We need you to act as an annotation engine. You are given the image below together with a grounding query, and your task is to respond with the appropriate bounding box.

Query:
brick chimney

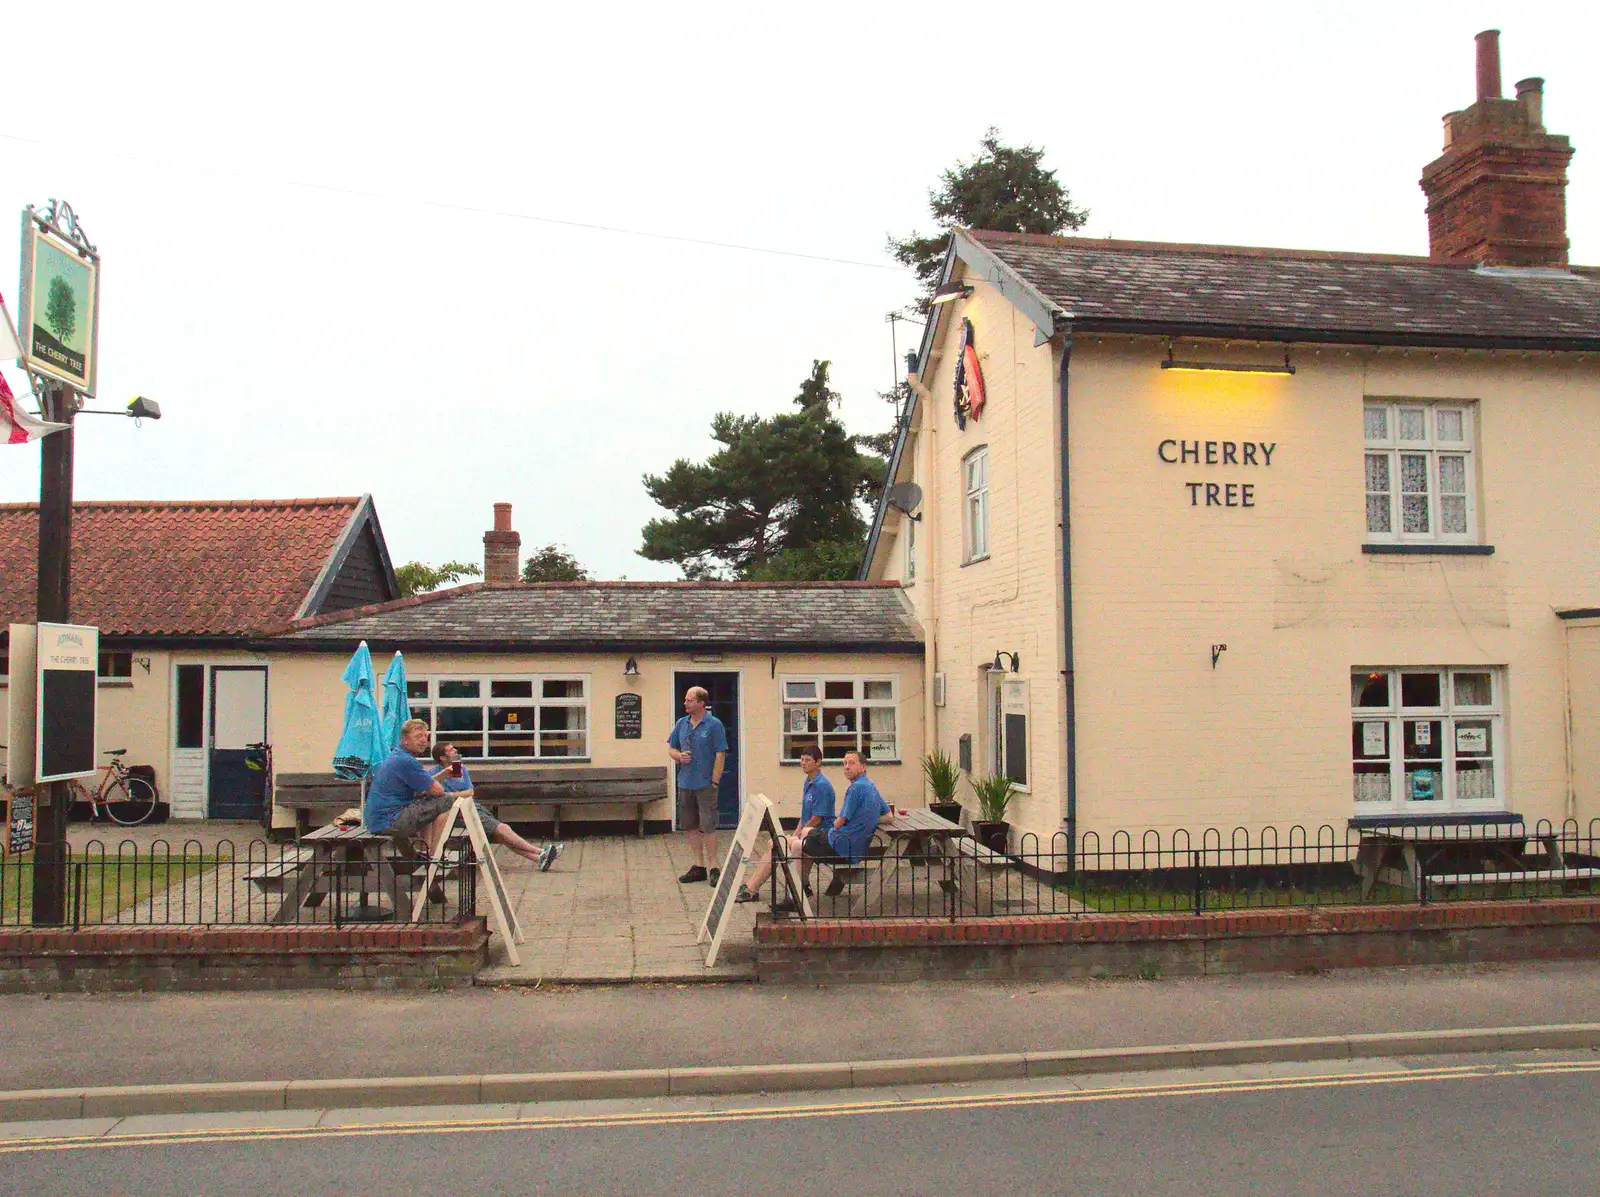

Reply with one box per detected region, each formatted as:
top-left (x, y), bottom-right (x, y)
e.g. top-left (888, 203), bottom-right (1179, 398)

top-left (1420, 30), bottom-right (1575, 268)
top-left (482, 502), bottom-right (521, 585)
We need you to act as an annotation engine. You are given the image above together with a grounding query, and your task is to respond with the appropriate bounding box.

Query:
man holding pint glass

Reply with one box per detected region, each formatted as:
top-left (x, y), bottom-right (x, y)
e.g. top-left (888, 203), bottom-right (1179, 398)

top-left (667, 686), bottom-right (728, 884)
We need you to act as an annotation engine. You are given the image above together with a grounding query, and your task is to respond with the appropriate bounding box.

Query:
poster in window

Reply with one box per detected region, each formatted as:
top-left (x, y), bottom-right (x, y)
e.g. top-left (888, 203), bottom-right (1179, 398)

top-left (788, 707), bottom-right (810, 734)
top-left (1361, 721), bottom-right (1386, 756)
top-left (1456, 726), bottom-right (1487, 754)
top-left (1414, 722), bottom-right (1431, 747)
top-left (1408, 768), bottom-right (1438, 802)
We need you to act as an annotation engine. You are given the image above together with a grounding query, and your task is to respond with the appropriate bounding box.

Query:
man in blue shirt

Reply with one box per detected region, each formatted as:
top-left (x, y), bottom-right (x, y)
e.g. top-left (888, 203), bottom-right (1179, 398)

top-left (365, 720), bottom-right (448, 837)
top-left (667, 686), bottom-right (729, 884)
top-left (431, 743), bottom-right (562, 872)
top-left (822, 751), bottom-right (890, 896)
top-left (736, 744), bottom-right (833, 904)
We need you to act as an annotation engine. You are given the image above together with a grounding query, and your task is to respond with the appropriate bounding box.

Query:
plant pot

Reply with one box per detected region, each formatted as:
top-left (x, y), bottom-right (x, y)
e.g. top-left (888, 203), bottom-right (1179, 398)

top-left (973, 820), bottom-right (1009, 854)
top-left (929, 801), bottom-right (964, 827)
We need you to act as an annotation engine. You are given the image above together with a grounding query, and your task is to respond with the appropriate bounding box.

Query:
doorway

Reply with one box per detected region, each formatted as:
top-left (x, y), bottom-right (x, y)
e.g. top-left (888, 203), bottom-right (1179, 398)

top-left (673, 671), bottom-right (741, 829)
top-left (209, 666), bottom-right (267, 820)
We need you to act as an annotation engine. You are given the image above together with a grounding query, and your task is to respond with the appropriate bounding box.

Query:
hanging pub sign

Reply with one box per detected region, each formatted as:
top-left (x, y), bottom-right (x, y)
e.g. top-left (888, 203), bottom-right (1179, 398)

top-left (952, 318), bottom-right (985, 429)
top-left (18, 202), bottom-right (100, 395)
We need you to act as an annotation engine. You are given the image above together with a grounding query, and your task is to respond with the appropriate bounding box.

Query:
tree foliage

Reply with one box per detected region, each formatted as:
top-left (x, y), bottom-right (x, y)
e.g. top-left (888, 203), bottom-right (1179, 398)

top-left (45, 277), bottom-right (76, 343)
top-left (522, 544), bottom-right (591, 582)
top-left (639, 361), bottom-right (887, 579)
top-left (394, 559), bottom-right (480, 597)
top-left (889, 127), bottom-right (1089, 306)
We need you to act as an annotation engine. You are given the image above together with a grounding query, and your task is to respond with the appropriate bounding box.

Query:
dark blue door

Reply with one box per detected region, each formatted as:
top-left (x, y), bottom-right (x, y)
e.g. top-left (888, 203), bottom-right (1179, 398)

top-left (675, 672), bottom-right (740, 829)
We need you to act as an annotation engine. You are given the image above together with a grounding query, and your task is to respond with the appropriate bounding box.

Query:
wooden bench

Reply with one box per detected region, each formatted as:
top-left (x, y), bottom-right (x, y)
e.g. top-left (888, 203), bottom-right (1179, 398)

top-left (274, 766), bottom-right (670, 837)
top-left (244, 848), bottom-right (315, 893)
top-left (955, 837), bottom-right (1011, 874)
top-left (1428, 867), bottom-right (1600, 888)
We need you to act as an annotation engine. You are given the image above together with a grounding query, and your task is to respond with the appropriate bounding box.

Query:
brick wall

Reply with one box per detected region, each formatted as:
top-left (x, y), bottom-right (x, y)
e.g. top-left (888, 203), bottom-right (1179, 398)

top-left (0, 921), bottom-right (489, 993)
top-left (754, 900), bottom-right (1600, 983)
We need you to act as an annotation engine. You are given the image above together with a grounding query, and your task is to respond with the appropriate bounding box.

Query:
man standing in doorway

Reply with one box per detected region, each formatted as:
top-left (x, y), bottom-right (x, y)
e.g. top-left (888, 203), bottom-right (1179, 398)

top-left (668, 685), bottom-right (728, 884)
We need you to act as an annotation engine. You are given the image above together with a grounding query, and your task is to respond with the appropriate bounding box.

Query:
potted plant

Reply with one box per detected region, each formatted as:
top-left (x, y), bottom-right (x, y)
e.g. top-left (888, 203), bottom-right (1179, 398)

top-left (970, 773), bottom-right (1015, 854)
top-left (922, 750), bottom-right (964, 826)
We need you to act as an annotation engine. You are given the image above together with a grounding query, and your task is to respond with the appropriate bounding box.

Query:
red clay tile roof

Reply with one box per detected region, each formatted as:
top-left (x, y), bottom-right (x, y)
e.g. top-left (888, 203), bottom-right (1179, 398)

top-left (0, 498), bottom-right (365, 637)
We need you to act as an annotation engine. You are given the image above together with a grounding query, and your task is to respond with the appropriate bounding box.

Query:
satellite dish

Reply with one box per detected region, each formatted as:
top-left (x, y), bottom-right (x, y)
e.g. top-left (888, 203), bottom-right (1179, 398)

top-left (886, 481), bottom-right (923, 516)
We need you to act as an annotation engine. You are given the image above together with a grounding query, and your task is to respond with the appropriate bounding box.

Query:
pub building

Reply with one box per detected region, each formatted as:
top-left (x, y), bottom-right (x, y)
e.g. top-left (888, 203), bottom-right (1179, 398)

top-left (862, 31), bottom-right (1600, 850)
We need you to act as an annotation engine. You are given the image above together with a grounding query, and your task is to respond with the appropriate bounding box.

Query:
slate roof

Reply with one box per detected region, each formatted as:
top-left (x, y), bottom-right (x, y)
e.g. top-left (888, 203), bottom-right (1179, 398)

top-left (966, 229), bottom-right (1600, 349)
top-left (268, 582), bottom-right (924, 653)
top-left (0, 498), bottom-right (369, 638)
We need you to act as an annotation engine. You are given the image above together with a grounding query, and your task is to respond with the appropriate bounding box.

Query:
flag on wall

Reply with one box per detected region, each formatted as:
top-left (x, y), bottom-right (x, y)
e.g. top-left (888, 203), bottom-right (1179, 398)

top-left (0, 290), bottom-right (68, 444)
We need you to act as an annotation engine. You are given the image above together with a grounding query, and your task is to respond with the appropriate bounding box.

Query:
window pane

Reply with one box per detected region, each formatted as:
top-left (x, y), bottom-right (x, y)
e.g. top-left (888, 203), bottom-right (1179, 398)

top-left (1440, 496), bottom-right (1467, 535)
top-left (1365, 453), bottom-right (1390, 494)
top-left (784, 681), bottom-right (818, 701)
top-left (1366, 497), bottom-right (1392, 534)
top-left (1398, 408), bottom-right (1427, 440)
top-left (435, 707), bottom-right (484, 732)
top-left (1400, 672), bottom-right (1442, 708)
top-left (490, 705), bottom-right (535, 732)
top-left (1354, 764), bottom-right (1392, 803)
top-left (1438, 455), bottom-right (1466, 495)
top-left (822, 707), bottom-right (857, 732)
top-left (406, 680), bottom-right (429, 701)
top-left (543, 679), bottom-right (585, 699)
top-left (1402, 495), bottom-right (1429, 534)
top-left (438, 679), bottom-right (480, 699)
top-left (783, 734), bottom-right (820, 760)
top-left (862, 706), bottom-right (895, 736)
top-left (1436, 408), bottom-right (1464, 442)
top-left (1453, 672), bottom-right (1492, 707)
top-left (1352, 672), bottom-right (1390, 708)
top-left (863, 681), bottom-right (894, 701)
top-left (1364, 406), bottom-right (1388, 441)
top-left (176, 665), bottom-right (205, 749)
top-left (823, 681), bottom-right (855, 700)
top-left (1365, 453), bottom-right (1391, 533)
top-left (491, 680), bottom-right (533, 698)
top-left (784, 704), bottom-right (818, 733)
top-left (1400, 454), bottom-right (1428, 493)
top-left (1352, 719), bottom-right (1389, 758)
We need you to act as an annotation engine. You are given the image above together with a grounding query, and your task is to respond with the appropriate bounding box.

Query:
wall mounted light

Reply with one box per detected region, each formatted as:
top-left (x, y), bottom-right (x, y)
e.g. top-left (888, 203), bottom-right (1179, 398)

top-left (1212, 643), bottom-right (1229, 669)
top-left (930, 281), bottom-right (974, 306)
top-left (132, 656), bottom-right (152, 674)
top-left (991, 650), bottom-right (1021, 673)
top-left (77, 395), bottom-right (163, 419)
top-left (623, 656), bottom-right (640, 678)
top-left (1161, 346), bottom-right (1295, 376)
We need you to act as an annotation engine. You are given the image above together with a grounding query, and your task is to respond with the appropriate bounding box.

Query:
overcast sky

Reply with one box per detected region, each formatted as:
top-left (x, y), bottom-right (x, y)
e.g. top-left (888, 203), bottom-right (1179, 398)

top-left (2, 1), bottom-right (1595, 580)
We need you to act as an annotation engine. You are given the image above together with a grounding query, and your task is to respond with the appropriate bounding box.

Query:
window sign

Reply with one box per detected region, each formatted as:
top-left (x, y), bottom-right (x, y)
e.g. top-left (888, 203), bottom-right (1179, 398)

top-left (1361, 721), bottom-right (1386, 756)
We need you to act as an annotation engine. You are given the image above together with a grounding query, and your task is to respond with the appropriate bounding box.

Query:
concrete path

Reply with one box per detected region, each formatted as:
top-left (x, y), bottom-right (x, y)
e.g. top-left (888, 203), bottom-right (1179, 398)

top-left (484, 835), bottom-right (757, 982)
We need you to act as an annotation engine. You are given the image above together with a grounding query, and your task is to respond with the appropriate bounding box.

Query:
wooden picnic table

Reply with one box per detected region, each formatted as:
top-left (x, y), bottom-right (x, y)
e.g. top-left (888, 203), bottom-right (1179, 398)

top-left (268, 823), bottom-right (417, 923)
top-left (1351, 818), bottom-right (1568, 897)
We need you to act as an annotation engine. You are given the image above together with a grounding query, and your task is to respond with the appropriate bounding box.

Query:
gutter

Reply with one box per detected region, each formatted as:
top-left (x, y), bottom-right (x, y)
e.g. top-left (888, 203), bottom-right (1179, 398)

top-left (251, 638), bottom-right (927, 656)
top-left (1067, 317), bottom-right (1600, 354)
top-left (1058, 334), bottom-right (1078, 873)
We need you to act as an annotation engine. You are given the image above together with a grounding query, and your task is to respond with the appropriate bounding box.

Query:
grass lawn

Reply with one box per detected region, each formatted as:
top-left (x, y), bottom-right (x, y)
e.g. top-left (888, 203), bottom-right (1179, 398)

top-left (1, 853), bottom-right (223, 925)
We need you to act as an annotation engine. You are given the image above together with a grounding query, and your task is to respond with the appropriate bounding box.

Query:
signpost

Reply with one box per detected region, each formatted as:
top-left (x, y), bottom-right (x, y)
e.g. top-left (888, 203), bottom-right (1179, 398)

top-left (34, 622), bottom-right (98, 782)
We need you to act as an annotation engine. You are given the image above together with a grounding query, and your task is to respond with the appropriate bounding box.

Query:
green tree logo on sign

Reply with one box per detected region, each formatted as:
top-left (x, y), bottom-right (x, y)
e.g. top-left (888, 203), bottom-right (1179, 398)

top-left (45, 276), bottom-right (76, 344)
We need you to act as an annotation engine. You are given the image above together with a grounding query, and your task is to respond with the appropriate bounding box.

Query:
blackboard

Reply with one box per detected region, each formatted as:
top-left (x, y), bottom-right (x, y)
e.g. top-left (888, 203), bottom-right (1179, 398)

top-left (614, 693), bottom-right (642, 739)
top-left (698, 794), bottom-right (806, 966)
top-left (40, 669), bottom-right (95, 780)
top-left (4, 790), bottom-right (35, 857)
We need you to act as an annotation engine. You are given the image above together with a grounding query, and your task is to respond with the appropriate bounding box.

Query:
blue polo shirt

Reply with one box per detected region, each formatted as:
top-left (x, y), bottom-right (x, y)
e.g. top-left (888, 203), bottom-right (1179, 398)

top-left (667, 712), bottom-right (728, 791)
top-left (442, 766), bottom-right (473, 794)
top-left (365, 748), bottom-right (439, 833)
top-left (828, 775), bottom-right (888, 861)
top-left (799, 771), bottom-right (836, 826)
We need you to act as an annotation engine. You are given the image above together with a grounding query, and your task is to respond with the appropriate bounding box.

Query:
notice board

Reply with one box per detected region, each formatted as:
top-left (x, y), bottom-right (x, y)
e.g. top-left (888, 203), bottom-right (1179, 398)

top-left (614, 693), bottom-right (642, 739)
top-left (35, 622), bottom-right (98, 782)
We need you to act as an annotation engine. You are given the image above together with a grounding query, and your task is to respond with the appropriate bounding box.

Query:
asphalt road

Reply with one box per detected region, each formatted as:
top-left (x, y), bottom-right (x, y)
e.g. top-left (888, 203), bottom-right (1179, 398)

top-left (3, 1052), bottom-right (1596, 1195)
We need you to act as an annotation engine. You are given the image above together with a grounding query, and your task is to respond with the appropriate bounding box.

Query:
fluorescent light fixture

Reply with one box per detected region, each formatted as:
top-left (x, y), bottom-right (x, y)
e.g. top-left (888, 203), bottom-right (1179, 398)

top-left (1162, 347), bottom-right (1295, 375)
top-left (929, 282), bottom-right (974, 306)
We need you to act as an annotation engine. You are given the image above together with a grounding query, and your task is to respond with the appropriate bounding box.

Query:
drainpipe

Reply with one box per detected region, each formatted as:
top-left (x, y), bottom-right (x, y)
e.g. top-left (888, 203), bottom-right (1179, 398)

top-left (1058, 335), bottom-right (1078, 874)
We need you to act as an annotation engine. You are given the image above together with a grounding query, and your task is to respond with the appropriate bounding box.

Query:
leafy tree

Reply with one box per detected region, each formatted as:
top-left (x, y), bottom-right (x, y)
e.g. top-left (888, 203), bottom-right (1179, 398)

top-left (45, 277), bottom-right (76, 343)
top-left (394, 559), bottom-right (480, 597)
top-left (522, 544), bottom-right (591, 582)
top-left (639, 361), bottom-right (886, 579)
top-left (889, 127), bottom-right (1089, 307)
top-left (743, 539), bottom-right (865, 582)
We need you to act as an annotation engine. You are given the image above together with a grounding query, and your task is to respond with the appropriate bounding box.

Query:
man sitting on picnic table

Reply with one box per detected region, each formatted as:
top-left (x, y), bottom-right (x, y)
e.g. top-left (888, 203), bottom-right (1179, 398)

top-left (432, 743), bottom-right (563, 871)
top-left (735, 743), bottom-right (833, 904)
top-left (774, 750), bottom-right (889, 910)
top-left (365, 720), bottom-right (561, 872)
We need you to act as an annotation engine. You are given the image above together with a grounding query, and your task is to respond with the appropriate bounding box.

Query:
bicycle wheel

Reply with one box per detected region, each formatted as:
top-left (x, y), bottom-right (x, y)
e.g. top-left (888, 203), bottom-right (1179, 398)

top-left (105, 776), bottom-right (158, 826)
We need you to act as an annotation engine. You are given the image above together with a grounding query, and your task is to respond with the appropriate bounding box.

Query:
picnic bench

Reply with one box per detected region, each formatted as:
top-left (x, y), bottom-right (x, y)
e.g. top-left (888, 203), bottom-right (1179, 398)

top-left (1349, 814), bottom-right (1590, 896)
top-left (274, 766), bottom-right (670, 837)
top-left (248, 823), bottom-right (457, 922)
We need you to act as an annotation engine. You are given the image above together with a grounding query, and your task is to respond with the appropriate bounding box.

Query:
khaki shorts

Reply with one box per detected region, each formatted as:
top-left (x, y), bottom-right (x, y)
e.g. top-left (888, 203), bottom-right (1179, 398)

top-left (677, 785), bottom-right (719, 833)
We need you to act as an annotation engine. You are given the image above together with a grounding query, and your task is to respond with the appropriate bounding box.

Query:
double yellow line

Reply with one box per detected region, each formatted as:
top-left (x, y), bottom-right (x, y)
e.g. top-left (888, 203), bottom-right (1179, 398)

top-left (6, 1058), bottom-right (1598, 1155)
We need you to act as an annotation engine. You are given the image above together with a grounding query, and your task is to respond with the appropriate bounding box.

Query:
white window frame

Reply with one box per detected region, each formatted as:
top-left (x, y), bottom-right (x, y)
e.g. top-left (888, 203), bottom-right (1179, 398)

top-left (903, 513), bottom-right (916, 583)
top-left (963, 446), bottom-right (989, 562)
top-left (987, 673), bottom-right (1030, 791)
top-left (407, 674), bottom-right (591, 762)
top-left (1351, 667), bottom-right (1504, 814)
top-left (779, 675), bottom-right (899, 763)
top-left (1363, 400), bottom-right (1477, 544)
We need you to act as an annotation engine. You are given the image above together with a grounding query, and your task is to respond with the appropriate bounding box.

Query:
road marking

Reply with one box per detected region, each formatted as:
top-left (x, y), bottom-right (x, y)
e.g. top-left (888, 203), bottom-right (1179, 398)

top-left (5, 1058), bottom-right (1598, 1155)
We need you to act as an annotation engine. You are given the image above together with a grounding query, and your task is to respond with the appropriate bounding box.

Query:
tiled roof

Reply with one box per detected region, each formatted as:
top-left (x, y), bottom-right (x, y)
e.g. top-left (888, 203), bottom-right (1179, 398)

top-left (0, 498), bottom-right (365, 637)
top-left (966, 230), bottom-right (1600, 348)
top-left (269, 582), bottom-right (924, 652)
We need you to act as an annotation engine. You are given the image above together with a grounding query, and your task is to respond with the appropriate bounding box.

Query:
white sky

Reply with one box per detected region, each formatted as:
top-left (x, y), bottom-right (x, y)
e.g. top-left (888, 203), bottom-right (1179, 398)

top-left (2, 1), bottom-right (1595, 580)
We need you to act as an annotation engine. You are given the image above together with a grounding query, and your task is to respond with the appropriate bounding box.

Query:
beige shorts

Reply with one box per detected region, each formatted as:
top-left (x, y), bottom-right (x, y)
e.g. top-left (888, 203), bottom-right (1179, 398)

top-left (677, 785), bottom-right (719, 832)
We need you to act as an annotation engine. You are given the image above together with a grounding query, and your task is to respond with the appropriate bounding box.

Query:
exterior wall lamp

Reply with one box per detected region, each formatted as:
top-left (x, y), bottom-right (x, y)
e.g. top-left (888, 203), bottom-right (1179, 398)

top-left (77, 395), bottom-right (162, 420)
top-left (930, 282), bottom-right (974, 306)
top-left (991, 650), bottom-right (1020, 673)
top-left (1212, 643), bottom-right (1228, 669)
top-left (623, 656), bottom-right (640, 678)
top-left (1161, 345), bottom-right (1295, 376)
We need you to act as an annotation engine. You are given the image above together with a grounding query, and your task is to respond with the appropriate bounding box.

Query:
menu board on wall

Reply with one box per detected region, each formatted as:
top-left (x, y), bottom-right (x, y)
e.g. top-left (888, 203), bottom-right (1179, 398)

top-left (614, 693), bottom-right (643, 739)
top-left (3, 790), bottom-right (35, 858)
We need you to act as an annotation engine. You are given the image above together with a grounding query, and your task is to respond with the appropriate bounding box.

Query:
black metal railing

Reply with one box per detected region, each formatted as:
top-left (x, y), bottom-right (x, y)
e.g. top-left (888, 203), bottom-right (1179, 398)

top-left (763, 819), bottom-right (1600, 920)
top-left (0, 838), bottom-right (478, 929)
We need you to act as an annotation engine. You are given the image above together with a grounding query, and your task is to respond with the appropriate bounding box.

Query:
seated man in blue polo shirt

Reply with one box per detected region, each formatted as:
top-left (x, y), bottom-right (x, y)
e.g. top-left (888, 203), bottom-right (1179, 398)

top-left (736, 743), bottom-right (833, 904)
top-left (780, 750), bottom-right (889, 903)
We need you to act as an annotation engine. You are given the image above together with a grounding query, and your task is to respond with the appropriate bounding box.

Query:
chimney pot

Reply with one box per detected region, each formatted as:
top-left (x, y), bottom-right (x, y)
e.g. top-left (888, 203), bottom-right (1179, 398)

top-left (1475, 29), bottom-right (1502, 100)
top-left (1516, 77), bottom-right (1544, 129)
top-left (493, 502), bottom-right (513, 532)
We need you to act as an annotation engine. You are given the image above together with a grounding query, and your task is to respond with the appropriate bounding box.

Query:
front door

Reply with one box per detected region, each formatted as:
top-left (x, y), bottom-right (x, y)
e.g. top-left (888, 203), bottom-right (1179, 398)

top-left (674, 671), bottom-right (740, 829)
top-left (209, 667), bottom-right (267, 820)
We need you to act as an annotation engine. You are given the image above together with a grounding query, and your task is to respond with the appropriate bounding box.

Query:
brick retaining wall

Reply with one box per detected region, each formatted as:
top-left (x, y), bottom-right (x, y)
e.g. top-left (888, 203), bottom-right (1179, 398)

top-left (0, 921), bottom-right (490, 992)
top-left (754, 900), bottom-right (1600, 982)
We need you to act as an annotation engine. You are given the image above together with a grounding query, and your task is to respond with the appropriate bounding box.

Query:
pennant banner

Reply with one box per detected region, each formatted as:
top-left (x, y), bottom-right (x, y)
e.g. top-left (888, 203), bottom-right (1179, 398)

top-left (0, 373), bottom-right (67, 444)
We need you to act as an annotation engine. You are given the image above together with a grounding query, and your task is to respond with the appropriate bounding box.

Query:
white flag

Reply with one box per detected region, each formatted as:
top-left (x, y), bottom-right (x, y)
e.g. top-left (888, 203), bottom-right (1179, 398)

top-left (1, 372), bottom-right (67, 444)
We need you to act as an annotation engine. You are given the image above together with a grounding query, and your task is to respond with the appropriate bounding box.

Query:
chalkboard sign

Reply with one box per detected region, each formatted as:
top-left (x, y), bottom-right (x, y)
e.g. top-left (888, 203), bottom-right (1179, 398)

top-left (4, 790), bottom-right (35, 858)
top-left (615, 693), bottom-right (643, 740)
top-left (697, 794), bottom-right (806, 966)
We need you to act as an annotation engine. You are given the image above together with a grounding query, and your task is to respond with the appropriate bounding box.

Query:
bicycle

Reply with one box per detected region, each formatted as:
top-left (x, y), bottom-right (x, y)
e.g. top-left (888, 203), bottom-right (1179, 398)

top-left (66, 750), bottom-right (160, 826)
top-left (245, 741), bottom-right (274, 832)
